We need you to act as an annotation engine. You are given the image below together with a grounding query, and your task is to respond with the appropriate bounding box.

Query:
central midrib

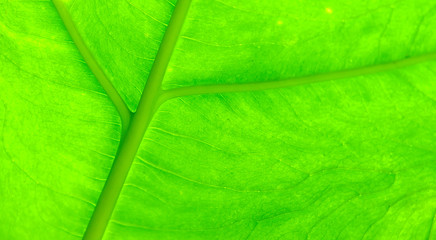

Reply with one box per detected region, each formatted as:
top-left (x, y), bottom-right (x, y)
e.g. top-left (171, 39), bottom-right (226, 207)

top-left (53, 0), bottom-right (194, 239)
top-left (51, 0), bottom-right (436, 238)
top-left (83, 0), bottom-right (193, 239)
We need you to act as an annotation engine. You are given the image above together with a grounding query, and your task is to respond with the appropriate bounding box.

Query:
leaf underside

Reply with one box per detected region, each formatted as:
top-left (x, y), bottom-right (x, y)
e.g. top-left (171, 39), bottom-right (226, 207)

top-left (1, 0), bottom-right (436, 240)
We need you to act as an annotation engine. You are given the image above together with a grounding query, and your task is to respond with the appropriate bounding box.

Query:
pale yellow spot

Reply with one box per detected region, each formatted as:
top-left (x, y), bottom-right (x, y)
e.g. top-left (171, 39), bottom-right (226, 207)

top-left (277, 20), bottom-right (283, 25)
top-left (167, 68), bottom-right (174, 72)
top-left (326, 8), bottom-right (333, 14)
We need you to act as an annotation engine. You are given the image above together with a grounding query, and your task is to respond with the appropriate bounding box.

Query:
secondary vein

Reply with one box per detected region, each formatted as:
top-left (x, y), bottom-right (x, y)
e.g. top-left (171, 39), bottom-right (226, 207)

top-left (159, 51), bottom-right (436, 102)
top-left (52, 0), bottom-right (132, 135)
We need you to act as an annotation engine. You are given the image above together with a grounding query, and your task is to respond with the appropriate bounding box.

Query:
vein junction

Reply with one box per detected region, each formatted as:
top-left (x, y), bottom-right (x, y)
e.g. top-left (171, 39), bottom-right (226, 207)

top-left (52, 0), bottom-right (436, 238)
top-left (54, 0), bottom-right (193, 239)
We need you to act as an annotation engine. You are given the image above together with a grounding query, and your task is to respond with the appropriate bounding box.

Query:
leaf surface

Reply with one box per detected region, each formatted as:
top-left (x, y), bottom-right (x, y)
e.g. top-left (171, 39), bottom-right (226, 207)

top-left (1, 0), bottom-right (436, 239)
top-left (0, 1), bottom-right (121, 238)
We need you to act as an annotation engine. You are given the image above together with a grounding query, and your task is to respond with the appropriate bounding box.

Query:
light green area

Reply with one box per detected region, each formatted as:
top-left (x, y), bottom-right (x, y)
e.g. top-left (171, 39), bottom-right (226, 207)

top-left (1, 0), bottom-right (436, 239)
top-left (60, 0), bottom-right (176, 111)
top-left (0, 0), bottom-right (121, 239)
top-left (163, 0), bottom-right (436, 89)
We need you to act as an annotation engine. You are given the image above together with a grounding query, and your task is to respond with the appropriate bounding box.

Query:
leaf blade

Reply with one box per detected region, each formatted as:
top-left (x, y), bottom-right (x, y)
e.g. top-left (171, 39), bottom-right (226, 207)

top-left (0, 1), bottom-right (121, 238)
top-left (107, 62), bottom-right (436, 239)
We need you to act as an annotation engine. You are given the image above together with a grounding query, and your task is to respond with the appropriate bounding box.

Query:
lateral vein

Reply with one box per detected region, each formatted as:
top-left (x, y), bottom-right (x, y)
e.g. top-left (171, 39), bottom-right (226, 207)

top-left (159, 51), bottom-right (436, 102)
top-left (52, 0), bottom-right (132, 135)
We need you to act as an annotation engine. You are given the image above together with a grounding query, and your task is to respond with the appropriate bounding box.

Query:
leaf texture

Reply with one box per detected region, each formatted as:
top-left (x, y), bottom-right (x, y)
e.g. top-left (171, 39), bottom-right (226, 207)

top-left (1, 0), bottom-right (436, 239)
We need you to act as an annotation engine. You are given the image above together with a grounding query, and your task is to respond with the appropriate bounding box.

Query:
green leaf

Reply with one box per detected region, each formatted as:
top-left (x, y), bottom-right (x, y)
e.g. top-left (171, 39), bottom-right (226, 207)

top-left (1, 0), bottom-right (436, 239)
